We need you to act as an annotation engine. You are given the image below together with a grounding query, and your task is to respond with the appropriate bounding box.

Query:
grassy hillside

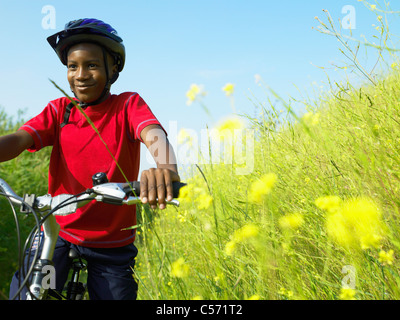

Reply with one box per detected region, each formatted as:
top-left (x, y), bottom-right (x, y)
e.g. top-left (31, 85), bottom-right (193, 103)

top-left (134, 68), bottom-right (400, 300)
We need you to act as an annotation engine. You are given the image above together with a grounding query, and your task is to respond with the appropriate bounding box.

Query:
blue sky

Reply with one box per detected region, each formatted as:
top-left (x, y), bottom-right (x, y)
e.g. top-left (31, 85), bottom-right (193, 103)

top-left (0, 0), bottom-right (399, 170)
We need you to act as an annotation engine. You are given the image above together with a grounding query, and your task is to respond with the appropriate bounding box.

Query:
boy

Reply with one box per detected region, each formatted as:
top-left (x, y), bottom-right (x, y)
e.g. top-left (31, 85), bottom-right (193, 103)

top-left (2, 18), bottom-right (180, 299)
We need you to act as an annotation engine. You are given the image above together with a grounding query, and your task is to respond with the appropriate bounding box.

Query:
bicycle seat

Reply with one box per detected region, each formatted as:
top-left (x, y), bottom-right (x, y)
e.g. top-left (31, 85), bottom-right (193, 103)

top-left (68, 248), bottom-right (80, 260)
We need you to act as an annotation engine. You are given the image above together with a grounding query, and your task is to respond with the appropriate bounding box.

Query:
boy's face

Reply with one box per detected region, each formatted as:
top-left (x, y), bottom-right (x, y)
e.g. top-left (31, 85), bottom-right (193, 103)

top-left (67, 42), bottom-right (117, 103)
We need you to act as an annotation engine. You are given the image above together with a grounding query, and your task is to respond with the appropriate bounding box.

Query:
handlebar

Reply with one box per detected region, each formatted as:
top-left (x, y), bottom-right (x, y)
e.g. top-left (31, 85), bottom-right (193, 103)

top-left (0, 178), bottom-right (24, 206)
top-left (0, 172), bottom-right (186, 215)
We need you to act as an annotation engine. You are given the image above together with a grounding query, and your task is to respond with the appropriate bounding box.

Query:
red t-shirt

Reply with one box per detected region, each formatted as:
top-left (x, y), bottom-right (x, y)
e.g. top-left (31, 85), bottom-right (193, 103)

top-left (19, 92), bottom-right (163, 248)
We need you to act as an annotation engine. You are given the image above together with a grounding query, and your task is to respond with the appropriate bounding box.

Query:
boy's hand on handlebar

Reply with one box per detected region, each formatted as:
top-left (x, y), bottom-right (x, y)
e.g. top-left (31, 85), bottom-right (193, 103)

top-left (140, 168), bottom-right (181, 210)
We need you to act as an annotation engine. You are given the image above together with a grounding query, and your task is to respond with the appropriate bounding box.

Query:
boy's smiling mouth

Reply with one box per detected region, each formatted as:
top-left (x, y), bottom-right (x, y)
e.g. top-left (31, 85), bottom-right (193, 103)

top-left (75, 84), bottom-right (95, 91)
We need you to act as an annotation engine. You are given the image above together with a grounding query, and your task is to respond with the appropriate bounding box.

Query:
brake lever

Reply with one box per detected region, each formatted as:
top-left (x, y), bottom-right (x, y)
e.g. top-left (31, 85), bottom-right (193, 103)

top-left (92, 183), bottom-right (127, 205)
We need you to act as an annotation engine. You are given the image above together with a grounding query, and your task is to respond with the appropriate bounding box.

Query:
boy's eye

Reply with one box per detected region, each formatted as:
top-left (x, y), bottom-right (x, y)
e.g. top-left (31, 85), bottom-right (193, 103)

top-left (68, 64), bottom-right (77, 69)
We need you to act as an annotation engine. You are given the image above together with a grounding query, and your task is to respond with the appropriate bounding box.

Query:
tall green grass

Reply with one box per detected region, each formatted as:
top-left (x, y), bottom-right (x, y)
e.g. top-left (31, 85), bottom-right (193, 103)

top-left (134, 66), bottom-right (400, 300)
top-left (134, 4), bottom-right (400, 300)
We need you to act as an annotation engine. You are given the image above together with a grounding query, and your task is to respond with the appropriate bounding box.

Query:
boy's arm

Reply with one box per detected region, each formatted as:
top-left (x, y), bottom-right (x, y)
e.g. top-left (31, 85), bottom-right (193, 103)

top-left (140, 124), bottom-right (180, 210)
top-left (0, 130), bottom-right (34, 162)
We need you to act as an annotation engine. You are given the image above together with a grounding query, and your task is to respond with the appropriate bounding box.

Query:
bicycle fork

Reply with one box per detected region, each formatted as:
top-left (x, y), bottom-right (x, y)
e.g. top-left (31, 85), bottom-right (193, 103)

top-left (65, 249), bottom-right (87, 300)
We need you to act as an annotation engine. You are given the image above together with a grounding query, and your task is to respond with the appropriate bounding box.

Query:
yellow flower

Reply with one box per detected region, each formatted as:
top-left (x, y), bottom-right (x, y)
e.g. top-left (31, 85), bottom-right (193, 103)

top-left (222, 83), bottom-right (235, 96)
top-left (225, 224), bottom-right (259, 255)
top-left (186, 84), bottom-right (205, 105)
top-left (179, 181), bottom-right (213, 211)
top-left (224, 240), bottom-right (237, 256)
top-left (370, 4), bottom-right (376, 10)
top-left (232, 224), bottom-right (259, 242)
top-left (177, 212), bottom-right (187, 223)
top-left (315, 195), bottom-right (342, 213)
top-left (178, 184), bottom-right (192, 200)
top-left (178, 128), bottom-right (194, 146)
top-left (213, 116), bottom-right (245, 148)
top-left (217, 116), bottom-right (244, 132)
top-left (279, 213), bottom-right (304, 230)
top-left (196, 193), bottom-right (213, 210)
top-left (247, 295), bottom-right (261, 300)
top-left (302, 112), bottom-right (320, 126)
top-left (278, 287), bottom-right (286, 295)
top-left (360, 233), bottom-right (382, 250)
top-left (171, 258), bottom-right (190, 278)
top-left (325, 198), bottom-right (386, 250)
top-left (339, 288), bottom-right (356, 300)
top-left (186, 84), bottom-right (200, 104)
top-left (278, 287), bottom-right (294, 299)
top-left (379, 249), bottom-right (394, 266)
top-left (248, 173), bottom-right (277, 203)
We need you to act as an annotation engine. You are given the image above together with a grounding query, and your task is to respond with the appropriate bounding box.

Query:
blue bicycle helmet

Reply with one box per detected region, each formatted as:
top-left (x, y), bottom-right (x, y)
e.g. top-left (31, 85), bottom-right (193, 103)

top-left (47, 18), bottom-right (125, 72)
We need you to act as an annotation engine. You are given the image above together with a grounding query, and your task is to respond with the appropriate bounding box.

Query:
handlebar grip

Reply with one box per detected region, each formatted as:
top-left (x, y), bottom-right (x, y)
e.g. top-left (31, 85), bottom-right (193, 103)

top-left (126, 181), bottom-right (186, 199)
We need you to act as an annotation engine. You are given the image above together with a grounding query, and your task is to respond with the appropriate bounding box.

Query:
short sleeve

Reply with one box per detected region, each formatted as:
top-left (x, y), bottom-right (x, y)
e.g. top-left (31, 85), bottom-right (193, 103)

top-left (18, 100), bottom-right (60, 152)
top-left (125, 93), bottom-right (166, 142)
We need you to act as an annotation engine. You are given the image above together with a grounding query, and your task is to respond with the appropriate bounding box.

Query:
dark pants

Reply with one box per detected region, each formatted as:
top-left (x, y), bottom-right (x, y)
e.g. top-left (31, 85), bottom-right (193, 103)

top-left (9, 234), bottom-right (138, 300)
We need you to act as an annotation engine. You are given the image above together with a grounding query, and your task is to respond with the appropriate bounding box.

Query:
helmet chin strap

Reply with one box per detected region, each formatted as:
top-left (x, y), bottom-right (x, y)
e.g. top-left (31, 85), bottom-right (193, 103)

top-left (72, 47), bottom-right (119, 108)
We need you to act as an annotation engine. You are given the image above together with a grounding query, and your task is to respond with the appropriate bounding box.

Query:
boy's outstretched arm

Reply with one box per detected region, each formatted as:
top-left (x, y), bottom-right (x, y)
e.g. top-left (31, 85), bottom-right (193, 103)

top-left (0, 130), bottom-right (34, 162)
top-left (140, 124), bottom-right (180, 210)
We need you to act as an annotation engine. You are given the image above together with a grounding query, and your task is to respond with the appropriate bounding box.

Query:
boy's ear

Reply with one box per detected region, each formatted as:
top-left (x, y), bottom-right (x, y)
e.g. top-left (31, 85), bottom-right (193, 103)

top-left (110, 67), bottom-right (119, 84)
top-left (109, 61), bottom-right (119, 83)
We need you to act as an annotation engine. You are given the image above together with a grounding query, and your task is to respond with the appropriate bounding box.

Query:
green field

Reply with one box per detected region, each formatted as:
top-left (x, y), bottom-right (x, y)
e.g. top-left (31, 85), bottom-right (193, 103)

top-left (133, 66), bottom-right (400, 300)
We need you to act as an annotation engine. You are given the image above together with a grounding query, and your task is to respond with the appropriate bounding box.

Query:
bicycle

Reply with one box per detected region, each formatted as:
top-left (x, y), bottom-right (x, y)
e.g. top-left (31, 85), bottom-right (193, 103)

top-left (0, 172), bottom-right (184, 300)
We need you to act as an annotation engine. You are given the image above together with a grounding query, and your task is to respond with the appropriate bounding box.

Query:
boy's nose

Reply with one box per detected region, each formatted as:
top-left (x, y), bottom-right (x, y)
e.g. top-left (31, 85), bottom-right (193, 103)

top-left (75, 67), bottom-right (90, 80)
